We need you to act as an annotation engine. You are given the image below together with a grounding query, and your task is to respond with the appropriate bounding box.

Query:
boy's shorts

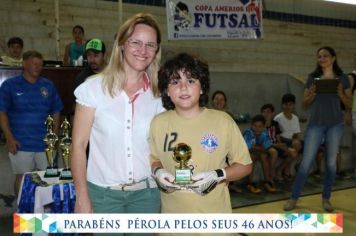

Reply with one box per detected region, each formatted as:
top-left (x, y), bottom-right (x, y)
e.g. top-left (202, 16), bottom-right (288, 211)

top-left (275, 147), bottom-right (288, 159)
top-left (280, 137), bottom-right (304, 153)
top-left (9, 151), bottom-right (47, 174)
top-left (250, 150), bottom-right (268, 159)
top-left (280, 137), bottom-right (293, 147)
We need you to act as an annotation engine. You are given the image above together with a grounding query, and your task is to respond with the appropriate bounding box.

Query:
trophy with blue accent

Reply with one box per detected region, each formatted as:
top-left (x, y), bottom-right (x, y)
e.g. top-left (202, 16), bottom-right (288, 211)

top-left (59, 118), bottom-right (72, 180)
top-left (44, 115), bottom-right (60, 177)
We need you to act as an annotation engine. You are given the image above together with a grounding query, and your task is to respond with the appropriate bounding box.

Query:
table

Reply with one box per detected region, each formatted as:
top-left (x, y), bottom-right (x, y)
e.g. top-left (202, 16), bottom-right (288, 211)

top-left (17, 170), bottom-right (75, 213)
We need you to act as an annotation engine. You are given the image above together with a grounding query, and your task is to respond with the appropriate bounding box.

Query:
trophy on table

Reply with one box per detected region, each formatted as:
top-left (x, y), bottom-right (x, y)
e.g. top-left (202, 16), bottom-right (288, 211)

top-left (43, 115), bottom-right (60, 177)
top-left (59, 118), bottom-right (72, 180)
top-left (173, 143), bottom-right (193, 185)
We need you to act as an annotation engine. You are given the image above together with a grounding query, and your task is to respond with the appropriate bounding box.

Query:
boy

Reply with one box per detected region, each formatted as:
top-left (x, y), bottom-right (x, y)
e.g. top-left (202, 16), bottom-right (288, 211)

top-left (243, 114), bottom-right (277, 193)
top-left (1, 37), bottom-right (23, 66)
top-left (261, 104), bottom-right (298, 182)
top-left (274, 93), bottom-right (302, 179)
top-left (150, 53), bottom-right (252, 219)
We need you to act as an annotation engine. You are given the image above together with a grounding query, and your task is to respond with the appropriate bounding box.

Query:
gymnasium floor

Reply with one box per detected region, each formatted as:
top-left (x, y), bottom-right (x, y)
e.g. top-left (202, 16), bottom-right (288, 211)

top-left (233, 188), bottom-right (356, 236)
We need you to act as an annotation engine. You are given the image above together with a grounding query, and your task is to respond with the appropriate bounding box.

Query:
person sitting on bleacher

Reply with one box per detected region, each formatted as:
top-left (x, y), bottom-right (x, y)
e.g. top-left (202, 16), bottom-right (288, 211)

top-left (312, 141), bottom-right (351, 180)
top-left (261, 103), bottom-right (298, 182)
top-left (243, 114), bottom-right (277, 193)
top-left (274, 93), bottom-right (302, 180)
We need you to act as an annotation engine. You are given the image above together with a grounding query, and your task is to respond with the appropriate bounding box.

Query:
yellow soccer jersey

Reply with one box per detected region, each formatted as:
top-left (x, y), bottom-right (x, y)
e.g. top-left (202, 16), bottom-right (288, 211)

top-left (149, 108), bottom-right (251, 214)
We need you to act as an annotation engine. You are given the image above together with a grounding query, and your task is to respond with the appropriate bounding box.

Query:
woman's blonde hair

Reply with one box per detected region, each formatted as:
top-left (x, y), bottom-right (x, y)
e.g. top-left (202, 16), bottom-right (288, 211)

top-left (101, 13), bottom-right (162, 97)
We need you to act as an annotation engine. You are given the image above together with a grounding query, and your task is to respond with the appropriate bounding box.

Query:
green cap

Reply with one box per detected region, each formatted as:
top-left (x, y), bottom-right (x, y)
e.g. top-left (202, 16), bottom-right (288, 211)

top-left (85, 38), bottom-right (105, 53)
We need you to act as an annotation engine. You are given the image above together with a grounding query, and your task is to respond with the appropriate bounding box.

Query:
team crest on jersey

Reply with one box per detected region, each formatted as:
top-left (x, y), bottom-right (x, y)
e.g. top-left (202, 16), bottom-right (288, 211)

top-left (200, 133), bottom-right (218, 153)
top-left (40, 87), bottom-right (49, 98)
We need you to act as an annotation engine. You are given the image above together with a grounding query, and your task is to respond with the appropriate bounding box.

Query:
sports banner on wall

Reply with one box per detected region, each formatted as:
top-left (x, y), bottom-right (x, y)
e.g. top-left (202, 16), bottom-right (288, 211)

top-left (166, 0), bottom-right (263, 40)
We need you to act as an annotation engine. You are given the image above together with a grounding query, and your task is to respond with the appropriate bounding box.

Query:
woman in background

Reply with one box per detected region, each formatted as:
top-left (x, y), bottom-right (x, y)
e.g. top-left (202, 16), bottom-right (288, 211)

top-left (284, 46), bottom-right (352, 212)
top-left (211, 90), bottom-right (235, 119)
top-left (63, 25), bottom-right (85, 66)
top-left (212, 90), bottom-right (228, 111)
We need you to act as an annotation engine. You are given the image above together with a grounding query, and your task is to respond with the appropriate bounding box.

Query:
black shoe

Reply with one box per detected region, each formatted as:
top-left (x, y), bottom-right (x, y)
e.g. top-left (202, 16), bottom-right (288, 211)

top-left (312, 169), bottom-right (321, 178)
top-left (229, 185), bottom-right (243, 193)
top-left (283, 173), bottom-right (293, 182)
top-left (0, 193), bottom-right (15, 208)
top-left (337, 171), bottom-right (351, 180)
top-left (274, 176), bottom-right (284, 183)
top-left (0, 133), bottom-right (6, 145)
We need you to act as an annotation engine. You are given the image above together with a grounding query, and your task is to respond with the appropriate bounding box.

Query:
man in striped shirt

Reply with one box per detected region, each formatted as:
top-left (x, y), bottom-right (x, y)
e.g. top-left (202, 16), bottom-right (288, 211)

top-left (0, 50), bottom-right (63, 196)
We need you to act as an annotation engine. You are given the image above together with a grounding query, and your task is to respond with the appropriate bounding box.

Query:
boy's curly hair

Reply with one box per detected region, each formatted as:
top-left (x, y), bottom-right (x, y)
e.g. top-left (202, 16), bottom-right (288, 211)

top-left (158, 53), bottom-right (210, 110)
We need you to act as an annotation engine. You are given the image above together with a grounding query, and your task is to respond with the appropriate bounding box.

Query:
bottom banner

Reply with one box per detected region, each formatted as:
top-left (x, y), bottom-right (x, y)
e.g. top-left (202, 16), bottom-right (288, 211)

top-left (14, 213), bottom-right (342, 234)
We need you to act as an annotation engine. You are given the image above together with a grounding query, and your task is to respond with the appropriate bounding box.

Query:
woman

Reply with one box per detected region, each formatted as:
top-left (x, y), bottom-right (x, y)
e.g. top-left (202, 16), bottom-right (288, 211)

top-left (71, 13), bottom-right (164, 220)
top-left (284, 46), bottom-right (352, 212)
top-left (211, 90), bottom-right (236, 119)
top-left (212, 90), bottom-right (227, 111)
top-left (63, 25), bottom-right (85, 66)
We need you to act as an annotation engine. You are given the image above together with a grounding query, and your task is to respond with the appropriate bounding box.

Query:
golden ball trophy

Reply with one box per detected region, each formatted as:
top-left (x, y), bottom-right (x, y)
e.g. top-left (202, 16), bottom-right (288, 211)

top-left (59, 118), bottom-right (72, 180)
top-left (173, 143), bottom-right (193, 184)
top-left (43, 115), bottom-right (60, 177)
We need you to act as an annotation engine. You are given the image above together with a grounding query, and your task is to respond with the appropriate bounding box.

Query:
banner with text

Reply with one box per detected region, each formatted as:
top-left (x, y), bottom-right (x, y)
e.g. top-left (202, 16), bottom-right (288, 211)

top-left (14, 213), bottom-right (342, 234)
top-left (166, 0), bottom-right (263, 40)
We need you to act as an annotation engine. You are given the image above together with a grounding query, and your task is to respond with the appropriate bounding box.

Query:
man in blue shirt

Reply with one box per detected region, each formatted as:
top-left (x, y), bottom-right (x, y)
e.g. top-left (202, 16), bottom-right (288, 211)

top-left (0, 50), bottom-right (63, 196)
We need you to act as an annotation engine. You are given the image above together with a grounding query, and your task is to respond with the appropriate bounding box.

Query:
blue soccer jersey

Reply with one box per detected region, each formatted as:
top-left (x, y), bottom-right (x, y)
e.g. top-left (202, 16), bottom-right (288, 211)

top-left (0, 75), bottom-right (63, 152)
top-left (243, 127), bottom-right (272, 150)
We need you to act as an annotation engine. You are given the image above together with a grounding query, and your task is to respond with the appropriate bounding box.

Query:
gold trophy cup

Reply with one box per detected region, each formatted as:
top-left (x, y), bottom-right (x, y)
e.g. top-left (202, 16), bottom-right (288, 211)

top-left (173, 143), bottom-right (193, 184)
top-left (43, 115), bottom-right (60, 177)
top-left (59, 118), bottom-right (72, 180)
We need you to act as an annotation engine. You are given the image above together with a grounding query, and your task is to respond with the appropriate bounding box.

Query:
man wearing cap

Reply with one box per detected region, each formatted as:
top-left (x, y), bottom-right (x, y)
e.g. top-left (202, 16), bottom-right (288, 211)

top-left (71, 39), bottom-right (106, 158)
top-left (72, 38), bottom-right (106, 93)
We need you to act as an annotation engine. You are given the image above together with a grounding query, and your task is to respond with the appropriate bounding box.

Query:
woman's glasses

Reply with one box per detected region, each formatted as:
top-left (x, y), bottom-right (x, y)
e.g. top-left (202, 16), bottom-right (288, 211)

top-left (126, 38), bottom-right (158, 52)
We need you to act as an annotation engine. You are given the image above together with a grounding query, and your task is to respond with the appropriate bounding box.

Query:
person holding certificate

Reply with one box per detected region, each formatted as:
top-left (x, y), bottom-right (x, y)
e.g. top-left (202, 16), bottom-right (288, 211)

top-left (284, 46), bottom-right (352, 212)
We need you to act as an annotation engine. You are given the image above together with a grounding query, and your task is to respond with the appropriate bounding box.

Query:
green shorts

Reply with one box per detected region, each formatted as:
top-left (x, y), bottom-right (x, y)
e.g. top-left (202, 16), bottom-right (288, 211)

top-left (88, 181), bottom-right (161, 236)
top-left (88, 181), bottom-right (160, 213)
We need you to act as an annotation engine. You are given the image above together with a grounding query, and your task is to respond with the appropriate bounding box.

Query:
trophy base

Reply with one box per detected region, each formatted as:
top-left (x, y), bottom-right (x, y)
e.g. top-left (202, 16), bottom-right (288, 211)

top-left (59, 169), bottom-right (72, 180)
top-left (175, 169), bottom-right (192, 185)
top-left (44, 167), bottom-right (60, 178)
